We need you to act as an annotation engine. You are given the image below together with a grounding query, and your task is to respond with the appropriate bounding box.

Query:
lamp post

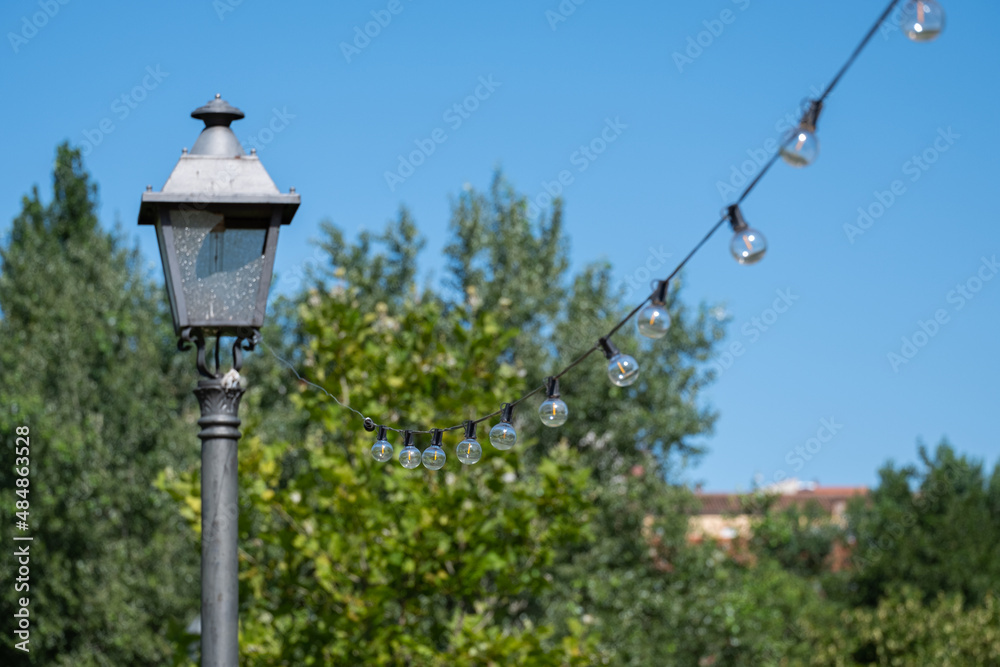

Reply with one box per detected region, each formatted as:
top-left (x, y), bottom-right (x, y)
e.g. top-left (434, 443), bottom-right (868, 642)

top-left (138, 94), bottom-right (299, 667)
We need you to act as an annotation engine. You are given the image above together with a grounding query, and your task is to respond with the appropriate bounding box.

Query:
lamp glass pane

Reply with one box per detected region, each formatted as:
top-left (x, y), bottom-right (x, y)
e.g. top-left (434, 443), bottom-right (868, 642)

top-left (170, 209), bottom-right (266, 326)
top-left (153, 218), bottom-right (180, 328)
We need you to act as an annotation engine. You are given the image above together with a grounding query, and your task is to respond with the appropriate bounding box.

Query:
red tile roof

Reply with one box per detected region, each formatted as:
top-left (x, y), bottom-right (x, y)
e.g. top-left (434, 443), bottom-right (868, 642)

top-left (694, 487), bottom-right (868, 516)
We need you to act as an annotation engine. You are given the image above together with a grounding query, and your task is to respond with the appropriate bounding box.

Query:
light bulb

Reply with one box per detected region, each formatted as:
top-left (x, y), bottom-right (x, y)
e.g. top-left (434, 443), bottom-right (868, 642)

top-left (398, 431), bottom-right (421, 469)
top-left (730, 228), bottom-right (767, 265)
top-left (607, 353), bottom-right (639, 387)
top-left (422, 429), bottom-right (446, 470)
top-left (539, 398), bottom-right (568, 427)
top-left (538, 377), bottom-right (568, 427)
top-left (489, 423), bottom-right (517, 450)
top-left (422, 446), bottom-right (446, 470)
top-left (780, 100), bottom-right (822, 168)
top-left (489, 403), bottom-right (518, 450)
top-left (600, 338), bottom-right (639, 387)
top-left (638, 303), bottom-right (670, 339)
top-left (457, 439), bottom-right (482, 464)
top-left (727, 205), bottom-right (767, 265)
top-left (638, 280), bottom-right (671, 339)
top-left (457, 422), bottom-right (483, 464)
top-left (900, 0), bottom-right (945, 42)
top-left (779, 129), bottom-right (819, 167)
top-left (399, 446), bottom-right (421, 469)
top-left (371, 425), bottom-right (393, 463)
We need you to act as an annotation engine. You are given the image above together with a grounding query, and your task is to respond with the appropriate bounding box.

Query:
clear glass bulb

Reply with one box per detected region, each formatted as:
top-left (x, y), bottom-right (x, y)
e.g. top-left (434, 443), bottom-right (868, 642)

top-left (900, 0), bottom-right (945, 42)
top-left (637, 303), bottom-right (670, 339)
top-left (779, 129), bottom-right (819, 167)
top-left (399, 444), bottom-right (422, 469)
top-left (422, 445), bottom-right (446, 470)
top-left (539, 398), bottom-right (569, 427)
top-left (607, 353), bottom-right (640, 387)
top-left (456, 438), bottom-right (482, 465)
top-left (371, 439), bottom-right (393, 463)
top-left (489, 422), bottom-right (517, 450)
top-left (730, 228), bottom-right (767, 265)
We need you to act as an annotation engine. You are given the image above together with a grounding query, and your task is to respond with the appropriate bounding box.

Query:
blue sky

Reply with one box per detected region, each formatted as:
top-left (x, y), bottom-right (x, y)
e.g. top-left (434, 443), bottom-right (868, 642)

top-left (3, 0), bottom-right (996, 491)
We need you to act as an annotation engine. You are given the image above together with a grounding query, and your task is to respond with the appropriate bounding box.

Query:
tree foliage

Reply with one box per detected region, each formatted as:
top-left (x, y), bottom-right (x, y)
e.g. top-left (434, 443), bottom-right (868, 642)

top-left (749, 496), bottom-right (844, 579)
top-left (0, 145), bottom-right (199, 665)
top-left (8, 151), bottom-right (1000, 665)
top-left (162, 209), bottom-right (602, 665)
top-left (799, 588), bottom-right (1000, 666)
top-left (842, 441), bottom-right (1000, 608)
top-left (160, 172), bottom-right (734, 664)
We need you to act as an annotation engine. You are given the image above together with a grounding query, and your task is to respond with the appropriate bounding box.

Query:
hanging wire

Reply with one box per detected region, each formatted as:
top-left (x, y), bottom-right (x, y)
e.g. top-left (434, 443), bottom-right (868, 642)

top-left (264, 0), bottom-right (903, 438)
top-left (819, 0), bottom-right (903, 103)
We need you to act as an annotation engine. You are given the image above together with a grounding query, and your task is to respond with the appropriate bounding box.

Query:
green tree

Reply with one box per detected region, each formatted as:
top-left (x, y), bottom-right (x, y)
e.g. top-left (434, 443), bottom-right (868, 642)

top-left (0, 145), bottom-right (199, 665)
top-left (843, 441), bottom-right (1000, 608)
top-left (163, 173), bottom-right (832, 664)
top-left (443, 174), bottom-right (729, 663)
top-left (162, 211), bottom-right (599, 665)
top-left (748, 495), bottom-right (844, 579)
top-left (799, 587), bottom-right (1000, 666)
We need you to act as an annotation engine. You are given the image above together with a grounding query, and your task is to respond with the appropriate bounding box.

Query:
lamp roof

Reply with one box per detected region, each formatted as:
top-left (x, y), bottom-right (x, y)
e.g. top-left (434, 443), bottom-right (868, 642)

top-left (138, 94), bottom-right (299, 225)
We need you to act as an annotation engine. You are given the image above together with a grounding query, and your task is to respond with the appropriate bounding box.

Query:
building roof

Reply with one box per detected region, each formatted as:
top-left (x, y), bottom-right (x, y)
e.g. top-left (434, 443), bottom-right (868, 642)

top-left (694, 482), bottom-right (868, 516)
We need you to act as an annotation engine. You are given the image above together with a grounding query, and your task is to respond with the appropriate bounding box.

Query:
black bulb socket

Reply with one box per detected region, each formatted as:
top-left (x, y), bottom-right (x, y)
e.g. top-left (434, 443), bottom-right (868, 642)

top-left (545, 377), bottom-right (561, 399)
top-left (728, 204), bottom-right (748, 233)
top-left (652, 280), bottom-right (669, 306)
top-left (599, 337), bottom-right (620, 360)
top-left (800, 99), bottom-right (823, 132)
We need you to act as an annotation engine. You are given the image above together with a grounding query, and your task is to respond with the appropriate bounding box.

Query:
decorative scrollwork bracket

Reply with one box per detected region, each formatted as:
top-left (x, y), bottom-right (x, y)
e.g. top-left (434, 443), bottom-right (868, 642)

top-left (178, 327), bottom-right (261, 378)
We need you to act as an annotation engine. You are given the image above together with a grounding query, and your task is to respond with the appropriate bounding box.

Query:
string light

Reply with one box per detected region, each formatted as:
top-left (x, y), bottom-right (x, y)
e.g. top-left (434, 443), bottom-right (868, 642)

top-left (259, 0), bottom-right (946, 470)
top-left (457, 421), bottom-right (483, 464)
top-left (600, 338), bottom-right (640, 387)
top-left (780, 100), bottom-right (823, 168)
top-left (538, 377), bottom-right (569, 427)
top-left (901, 0), bottom-right (945, 41)
top-left (727, 205), bottom-right (767, 265)
top-left (638, 280), bottom-right (671, 339)
top-left (423, 429), bottom-right (447, 470)
top-left (371, 425), bottom-right (393, 462)
top-left (490, 403), bottom-right (518, 450)
top-left (399, 431), bottom-right (421, 469)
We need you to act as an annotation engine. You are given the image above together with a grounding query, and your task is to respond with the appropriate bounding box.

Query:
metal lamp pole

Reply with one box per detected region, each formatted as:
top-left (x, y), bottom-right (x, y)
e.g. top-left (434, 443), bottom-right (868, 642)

top-left (196, 370), bottom-right (244, 665)
top-left (181, 328), bottom-right (257, 667)
top-left (138, 94), bottom-right (300, 667)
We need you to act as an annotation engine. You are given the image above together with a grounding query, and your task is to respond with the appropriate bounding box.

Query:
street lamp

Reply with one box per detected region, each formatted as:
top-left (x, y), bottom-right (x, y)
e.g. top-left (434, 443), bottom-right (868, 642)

top-left (138, 94), bottom-right (299, 667)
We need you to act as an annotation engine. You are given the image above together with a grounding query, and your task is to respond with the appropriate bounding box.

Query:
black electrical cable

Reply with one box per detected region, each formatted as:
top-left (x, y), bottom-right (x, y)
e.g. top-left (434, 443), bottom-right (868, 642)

top-left (267, 0), bottom-right (905, 440)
